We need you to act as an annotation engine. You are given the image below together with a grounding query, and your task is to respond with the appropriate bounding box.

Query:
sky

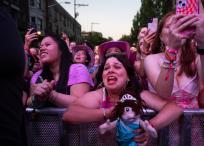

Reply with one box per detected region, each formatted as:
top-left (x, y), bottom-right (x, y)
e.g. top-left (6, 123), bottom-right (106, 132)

top-left (58, 0), bottom-right (141, 40)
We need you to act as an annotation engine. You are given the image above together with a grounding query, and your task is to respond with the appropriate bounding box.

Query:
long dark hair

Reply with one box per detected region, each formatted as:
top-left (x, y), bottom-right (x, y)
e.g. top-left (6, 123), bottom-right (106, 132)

top-left (39, 34), bottom-right (73, 94)
top-left (95, 54), bottom-right (142, 98)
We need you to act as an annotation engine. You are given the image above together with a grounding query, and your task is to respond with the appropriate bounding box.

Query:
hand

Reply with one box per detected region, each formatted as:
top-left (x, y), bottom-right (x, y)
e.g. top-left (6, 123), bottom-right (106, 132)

top-left (139, 120), bottom-right (158, 138)
top-left (133, 128), bottom-right (149, 146)
top-left (168, 14), bottom-right (199, 49)
top-left (61, 32), bottom-right (69, 41)
top-left (142, 31), bottom-right (156, 54)
top-left (99, 120), bottom-right (116, 134)
top-left (31, 80), bottom-right (55, 101)
top-left (193, 14), bottom-right (204, 48)
top-left (24, 28), bottom-right (38, 51)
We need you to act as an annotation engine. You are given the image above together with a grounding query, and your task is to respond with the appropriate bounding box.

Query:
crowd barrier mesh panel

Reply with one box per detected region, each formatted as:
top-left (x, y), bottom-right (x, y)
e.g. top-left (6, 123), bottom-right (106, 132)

top-left (25, 108), bottom-right (204, 146)
top-left (28, 113), bottom-right (62, 146)
top-left (65, 124), bottom-right (80, 146)
top-left (191, 116), bottom-right (204, 146)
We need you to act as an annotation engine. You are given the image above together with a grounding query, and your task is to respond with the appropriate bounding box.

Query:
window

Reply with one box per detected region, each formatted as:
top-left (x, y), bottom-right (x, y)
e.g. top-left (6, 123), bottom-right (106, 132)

top-left (30, 0), bottom-right (35, 7)
top-left (30, 16), bottom-right (36, 27)
top-left (36, 0), bottom-right (42, 9)
top-left (37, 18), bottom-right (43, 30)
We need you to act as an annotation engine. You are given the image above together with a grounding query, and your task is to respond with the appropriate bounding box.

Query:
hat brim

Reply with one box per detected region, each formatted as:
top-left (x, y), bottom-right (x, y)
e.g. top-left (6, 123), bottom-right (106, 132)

top-left (98, 41), bottom-right (130, 62)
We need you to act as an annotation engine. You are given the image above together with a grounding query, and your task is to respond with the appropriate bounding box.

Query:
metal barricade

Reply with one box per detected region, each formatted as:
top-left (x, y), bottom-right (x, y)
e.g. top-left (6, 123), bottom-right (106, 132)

top-left (25, 108), bottom-right (204, 146)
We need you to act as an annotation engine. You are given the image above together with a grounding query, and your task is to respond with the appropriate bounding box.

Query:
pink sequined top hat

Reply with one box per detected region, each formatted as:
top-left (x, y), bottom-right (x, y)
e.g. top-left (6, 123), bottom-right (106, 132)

top-left (72, 45), bottom-right (95, 68)
top-left (98, 41), bottom-right (130, 62)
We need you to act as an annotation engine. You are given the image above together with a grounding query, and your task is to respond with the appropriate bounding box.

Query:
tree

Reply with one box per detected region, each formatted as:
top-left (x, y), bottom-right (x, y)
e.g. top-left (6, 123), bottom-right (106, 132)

top-left (82, 31), bottom-right (112, 47)
top-left (130, 0), bottom-right (174, 44)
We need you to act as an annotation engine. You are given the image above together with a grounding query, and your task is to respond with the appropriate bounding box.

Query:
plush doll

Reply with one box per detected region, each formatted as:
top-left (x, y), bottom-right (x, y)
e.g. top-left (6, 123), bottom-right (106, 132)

top-left (99, 93), bottom-right (157, 146)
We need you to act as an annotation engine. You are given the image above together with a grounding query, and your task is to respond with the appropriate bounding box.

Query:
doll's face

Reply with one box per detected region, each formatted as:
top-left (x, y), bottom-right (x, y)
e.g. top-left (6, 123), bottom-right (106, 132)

top-left (121, 106), bottom-right (137, 123)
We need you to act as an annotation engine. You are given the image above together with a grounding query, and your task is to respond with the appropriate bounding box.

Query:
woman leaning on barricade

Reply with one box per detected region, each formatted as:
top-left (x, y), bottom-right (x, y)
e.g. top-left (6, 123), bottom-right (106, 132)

top-left (143, 6), bottom-right (204, 109)
top-left (24, 34), bottom-right (93, 108)
top-left (63, 53), bottom-right (182, 145)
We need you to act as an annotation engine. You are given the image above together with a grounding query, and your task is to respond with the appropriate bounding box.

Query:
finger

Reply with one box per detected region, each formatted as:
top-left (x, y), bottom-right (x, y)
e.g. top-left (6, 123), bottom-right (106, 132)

top-left (133, 128), bottom-right (145, 134)
top-left (29, 38), bottom-right (38, 42)
top-left (29, 33), bottom-right (38, 38)
top-left (26, 28), bottom-right (32, 35)
top-left (178, 18), bottom-right (199, 32)
top-left (147, 32), bottom-right (156, 38)
top-left (27, 28), bottom-right (35, 35)
top-left (175, 15), bottom-right (198, 29)
top-left (134, 133), bottom-right (148, 143)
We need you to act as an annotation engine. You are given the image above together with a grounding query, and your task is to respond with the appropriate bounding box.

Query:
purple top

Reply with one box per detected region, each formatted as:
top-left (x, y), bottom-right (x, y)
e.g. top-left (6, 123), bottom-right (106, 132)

top-left (68, 64), bottom-right (94, 87)
top-left (30, 70), bottom-right (43, 84)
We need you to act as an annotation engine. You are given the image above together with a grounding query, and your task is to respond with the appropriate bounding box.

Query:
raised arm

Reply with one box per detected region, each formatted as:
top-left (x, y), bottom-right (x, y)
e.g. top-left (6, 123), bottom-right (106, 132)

top-left (144, 54), bottom-right (174, 98)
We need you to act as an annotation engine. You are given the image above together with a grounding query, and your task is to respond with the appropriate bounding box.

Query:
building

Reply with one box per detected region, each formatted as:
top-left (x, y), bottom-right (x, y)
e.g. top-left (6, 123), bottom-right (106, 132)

top-left (1, 0), bottom-right (29, 37)
top-left (46, 0), bottom-right (81, 41)
top-left (1, 0), bottom-right (81, 41)
top-left (28, 0), bottom-right (45, 35)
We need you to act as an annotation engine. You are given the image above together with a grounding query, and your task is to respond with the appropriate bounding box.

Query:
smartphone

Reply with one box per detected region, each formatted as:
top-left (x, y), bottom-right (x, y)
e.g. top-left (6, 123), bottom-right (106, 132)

top-left (176, 0), bottom-right (199, 14)
top-left (30, 28), bottom-right (37, 34)
top-left (148, 18), bottom-right (158, 33)
top-left (176, 0), bottom-right (199, 36)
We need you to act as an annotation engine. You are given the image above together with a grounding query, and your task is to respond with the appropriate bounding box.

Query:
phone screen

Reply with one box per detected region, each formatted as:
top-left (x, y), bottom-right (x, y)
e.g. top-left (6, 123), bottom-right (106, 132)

top-left (148, 18), bottom-right (158, 33)
top-left (176, 0), bottom-right (199, 14)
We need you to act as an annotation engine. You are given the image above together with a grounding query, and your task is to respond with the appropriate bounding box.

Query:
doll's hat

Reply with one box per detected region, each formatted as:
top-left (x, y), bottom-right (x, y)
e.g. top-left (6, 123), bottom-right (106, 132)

top-left (120, 94), bottom-right (137, 102)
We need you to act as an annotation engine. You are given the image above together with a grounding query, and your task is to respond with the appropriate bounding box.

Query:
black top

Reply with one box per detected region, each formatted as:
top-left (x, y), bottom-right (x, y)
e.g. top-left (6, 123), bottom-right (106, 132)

top-left (0, 7), bottom-right (26, 146)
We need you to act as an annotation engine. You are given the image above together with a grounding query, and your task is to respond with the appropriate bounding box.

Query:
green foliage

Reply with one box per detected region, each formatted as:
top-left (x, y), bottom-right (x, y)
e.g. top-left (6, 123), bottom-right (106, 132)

top-left (119, 34), bottom-right (131, 42)
top-left (130, 0), bottom-right (174, 44)
top-left (82, 32), bottom-right (112, 47)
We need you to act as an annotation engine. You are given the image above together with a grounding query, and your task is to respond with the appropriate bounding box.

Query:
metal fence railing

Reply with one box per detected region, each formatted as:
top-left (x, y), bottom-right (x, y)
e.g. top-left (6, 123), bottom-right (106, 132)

top-left (25, 108), bottom-right (204, 146)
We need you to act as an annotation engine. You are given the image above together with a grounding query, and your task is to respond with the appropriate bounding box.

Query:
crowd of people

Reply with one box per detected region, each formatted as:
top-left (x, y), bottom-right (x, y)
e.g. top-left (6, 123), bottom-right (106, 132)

top-left (1, 0), bottom-right (204, 145)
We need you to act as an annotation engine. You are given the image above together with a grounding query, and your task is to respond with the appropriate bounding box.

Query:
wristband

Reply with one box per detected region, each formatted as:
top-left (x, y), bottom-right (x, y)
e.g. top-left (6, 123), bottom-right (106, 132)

top-left (197, 48), bottom-right (204, 55)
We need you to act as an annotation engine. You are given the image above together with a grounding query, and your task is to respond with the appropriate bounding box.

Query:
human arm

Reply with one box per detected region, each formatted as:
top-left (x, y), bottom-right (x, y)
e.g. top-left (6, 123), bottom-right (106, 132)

top-left (26, 79), bottom-right (54, 107)
top-left (144, 54), bottom-right (174, 98)
top-left (24, 28), bottom-right (38, 52)
top-left (142, 31), bottom-right (156, 54)
top-left (134, 60), bottom-right (146, 78)
top-left (61, 32), bottom-right (70, 48)
top-left (140, 90), bottom-right (183, 130)
top-left (144, 15), bottom-right (200, 98)
top-left (70, 83), bottom-right (90, 98)
top-left (68, 64), bottom-right (94, 98)
top-left (62, 90), bottom-right (114, 124)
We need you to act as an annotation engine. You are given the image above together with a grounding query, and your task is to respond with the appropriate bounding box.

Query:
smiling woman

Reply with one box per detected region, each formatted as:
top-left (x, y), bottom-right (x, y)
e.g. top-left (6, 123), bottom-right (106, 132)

top-left (25, 34), bottom-right (93, 108)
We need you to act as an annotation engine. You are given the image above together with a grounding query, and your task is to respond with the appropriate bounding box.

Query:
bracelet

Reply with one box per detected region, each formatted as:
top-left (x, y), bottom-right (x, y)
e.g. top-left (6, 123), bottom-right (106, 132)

top-left (162, 62), bottom-right (176, 70)
top-left (165, 51), bottom-right (176, 62)
top-left (197, 48), bottom-right (204, 55)
top-left (101, 108), bottom-right (108, 121)
top-left (166, 48), bottom-right (178, 54)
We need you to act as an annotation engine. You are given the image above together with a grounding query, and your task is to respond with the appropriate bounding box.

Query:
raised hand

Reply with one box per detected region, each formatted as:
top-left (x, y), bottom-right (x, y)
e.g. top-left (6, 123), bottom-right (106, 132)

top-left (168, 14), bottom-right (199, 49)
top-left (24, 28), bottom-right (38, 51)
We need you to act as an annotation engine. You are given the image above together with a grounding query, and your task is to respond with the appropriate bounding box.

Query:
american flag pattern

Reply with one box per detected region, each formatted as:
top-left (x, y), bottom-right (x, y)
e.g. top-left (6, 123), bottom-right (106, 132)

top-left (176, 0), bottom-right (198, 14)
